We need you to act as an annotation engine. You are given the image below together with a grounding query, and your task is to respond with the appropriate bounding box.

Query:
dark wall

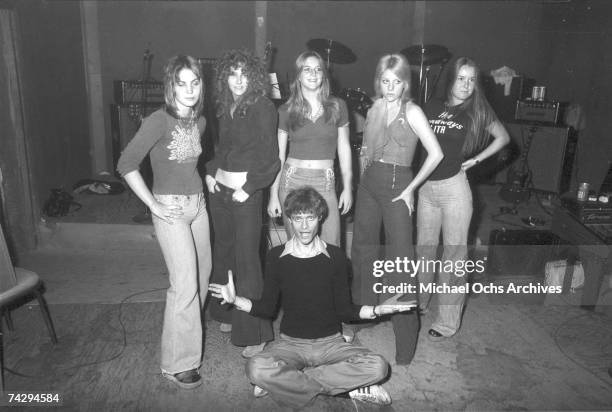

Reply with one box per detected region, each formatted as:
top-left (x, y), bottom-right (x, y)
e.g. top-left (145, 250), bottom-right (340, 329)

top-left (268, 1), bottom-right (415, 97)
top-left (15, 0), bottom-right (90, 218)
top-left (424, 1), bottom-right (548, 82)
top-left (540, 0), bottom-right (612, 191)
top-left (97, 0), bottom-right (255, 171)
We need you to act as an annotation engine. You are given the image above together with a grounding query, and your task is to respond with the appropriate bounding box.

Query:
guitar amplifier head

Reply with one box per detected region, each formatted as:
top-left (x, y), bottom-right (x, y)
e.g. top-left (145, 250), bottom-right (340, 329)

top-left (515, 100), bottom-right (565, 125)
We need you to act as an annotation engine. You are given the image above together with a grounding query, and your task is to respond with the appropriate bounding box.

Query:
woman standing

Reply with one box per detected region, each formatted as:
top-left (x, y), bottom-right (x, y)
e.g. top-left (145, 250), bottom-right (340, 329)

top-left (418, 57), bottom-right (510, 340)
top-left (267, 51), bottom-right (352, 246)
top-left (205, 49), bottom-right (279, 358)
top-left (117, 55), bottom-right (210, 389)
top-left (351, 54), bottom-right (443, 365)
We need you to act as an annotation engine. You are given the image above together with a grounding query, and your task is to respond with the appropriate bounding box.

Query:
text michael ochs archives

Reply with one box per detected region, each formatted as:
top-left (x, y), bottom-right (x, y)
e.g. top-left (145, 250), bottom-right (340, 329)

top-left (370, 258), bottom-right (563, 295)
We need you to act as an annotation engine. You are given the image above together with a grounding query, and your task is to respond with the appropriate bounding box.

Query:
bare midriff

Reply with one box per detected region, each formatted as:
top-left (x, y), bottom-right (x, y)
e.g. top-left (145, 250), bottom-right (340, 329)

top-left (285, 157), bottom-right (334, 169)
top-left (215, 169), bottom-right (247, 190)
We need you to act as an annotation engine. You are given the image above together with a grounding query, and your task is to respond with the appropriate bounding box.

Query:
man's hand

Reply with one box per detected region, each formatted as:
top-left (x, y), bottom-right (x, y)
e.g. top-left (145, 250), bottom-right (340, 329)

top-left (209, 270), bottom-right (236, 305)
top-left (375, 293), bottom-right (417, 315)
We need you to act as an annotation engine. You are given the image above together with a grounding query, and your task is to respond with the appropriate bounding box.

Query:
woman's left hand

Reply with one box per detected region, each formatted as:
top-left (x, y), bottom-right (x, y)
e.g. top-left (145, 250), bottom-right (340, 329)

top-left (461, 158), bottom-right (479, 171)
top-left (232, 188), bottom-right (250, 203)
top-left (391, 187), bottom-right (415, 215)
top-left (338, 189), bottom-right (353, 215)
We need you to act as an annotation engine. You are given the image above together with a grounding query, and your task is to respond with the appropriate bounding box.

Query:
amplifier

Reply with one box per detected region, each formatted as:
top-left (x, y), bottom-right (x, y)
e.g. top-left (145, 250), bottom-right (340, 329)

top-left (561, 197), bottom-right (612, 224)
top-left (515, 100), bottom-right (564, 125)
top-left (114, 80), bottom-right (165, 104)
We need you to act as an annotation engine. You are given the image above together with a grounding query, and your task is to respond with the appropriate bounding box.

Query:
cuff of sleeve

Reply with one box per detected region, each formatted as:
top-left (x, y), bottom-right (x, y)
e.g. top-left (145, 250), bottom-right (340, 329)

top-left (242, 181), bottom-right (256, 195)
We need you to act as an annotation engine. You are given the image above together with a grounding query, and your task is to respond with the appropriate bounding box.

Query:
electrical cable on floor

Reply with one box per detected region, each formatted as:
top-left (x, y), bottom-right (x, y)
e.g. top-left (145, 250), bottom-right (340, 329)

top-left (5, 287), bottom-right (166, 379)
top-left (552, 311), bottom-right (612, 389)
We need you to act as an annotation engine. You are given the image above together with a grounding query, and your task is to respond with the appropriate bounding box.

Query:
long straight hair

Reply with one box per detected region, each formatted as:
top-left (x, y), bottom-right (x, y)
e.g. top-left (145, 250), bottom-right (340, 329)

top-left (373, 54), bottom-right (412, 103)
top-left (445, 57), bottom-right (498, 157)
top-left (286, 51), bottom-right (339, 130)
top-left (163, 55), bottom-right (204, 118)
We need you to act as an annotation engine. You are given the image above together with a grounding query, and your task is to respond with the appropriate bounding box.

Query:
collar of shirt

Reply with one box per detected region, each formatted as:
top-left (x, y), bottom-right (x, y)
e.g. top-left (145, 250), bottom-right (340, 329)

top-left (280, 236), bottom-right (330, 258)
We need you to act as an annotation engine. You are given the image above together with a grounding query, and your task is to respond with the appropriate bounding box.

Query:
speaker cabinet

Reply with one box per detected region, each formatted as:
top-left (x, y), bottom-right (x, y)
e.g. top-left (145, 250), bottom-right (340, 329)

top-left (487, 229), bottom-right (557, 277)
top-left (495, 123), bottom-right (576, 194)
top-left (110, 103), bottom-right (160, 173)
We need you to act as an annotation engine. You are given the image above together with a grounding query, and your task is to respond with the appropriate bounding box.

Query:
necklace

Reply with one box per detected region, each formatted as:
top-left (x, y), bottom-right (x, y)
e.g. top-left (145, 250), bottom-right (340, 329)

top-left (177, 109), bottom-right (196, 130)
top-left (309, 104), bottom-right (323, 121)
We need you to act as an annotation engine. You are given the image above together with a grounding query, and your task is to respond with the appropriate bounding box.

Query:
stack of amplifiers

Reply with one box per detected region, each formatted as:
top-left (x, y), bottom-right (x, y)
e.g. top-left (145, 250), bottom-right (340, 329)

top-left (515, 99), bottom-right (565, 126)
top-left (110, 103), bottom-right (162, 173)
top-left (114, 80), bottom-right (165, 105)
top-left (493, 123), bottom-right (577, 194)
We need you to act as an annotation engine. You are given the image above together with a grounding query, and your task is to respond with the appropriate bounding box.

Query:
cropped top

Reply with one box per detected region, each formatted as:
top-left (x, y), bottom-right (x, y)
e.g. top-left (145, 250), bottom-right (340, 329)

top-left (278, 98), bottom-right (349, 160)
top-left (205, 96), bottom-right (280, 195)
top-left (370, 101), bottom-right (419, 167)
top-left (425, 99), bottom-right (470, 180)
top-left (116, 108), bottom-right (205, 195)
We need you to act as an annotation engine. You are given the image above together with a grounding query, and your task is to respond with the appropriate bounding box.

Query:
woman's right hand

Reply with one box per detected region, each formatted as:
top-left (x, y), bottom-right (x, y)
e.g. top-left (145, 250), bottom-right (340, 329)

top-left (205, 175), bottom-right (220, 193)
top-left (267, 195), bottom-right (282, 218)
top-left (149, 201), bottom-right (183, 225)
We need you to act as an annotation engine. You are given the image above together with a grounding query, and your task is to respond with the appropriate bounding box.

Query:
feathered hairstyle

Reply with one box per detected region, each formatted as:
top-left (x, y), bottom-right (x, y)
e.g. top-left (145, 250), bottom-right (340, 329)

top-left (373, 54), bottom-right (412, 103)
top-left (163, 55), bottom-right (204, 118)
top-left (214, 49), bottom-right (268, 118)
top-left (445, 57), bottom-right (498, 157)
top-left (285, 51), bottom-right (340, 131)
top-left (283, 186), bottom-right (328, 221)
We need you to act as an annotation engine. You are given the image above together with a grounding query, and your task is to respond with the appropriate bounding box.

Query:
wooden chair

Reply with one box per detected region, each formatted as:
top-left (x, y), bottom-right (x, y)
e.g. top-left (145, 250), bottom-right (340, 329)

top-left (0, 222), bottom-right (57, 391)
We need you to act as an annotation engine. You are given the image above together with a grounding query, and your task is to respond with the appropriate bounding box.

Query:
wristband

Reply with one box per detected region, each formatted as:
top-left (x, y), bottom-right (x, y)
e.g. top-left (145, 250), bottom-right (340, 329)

top-left (373, 306), bottom-right (379, 317)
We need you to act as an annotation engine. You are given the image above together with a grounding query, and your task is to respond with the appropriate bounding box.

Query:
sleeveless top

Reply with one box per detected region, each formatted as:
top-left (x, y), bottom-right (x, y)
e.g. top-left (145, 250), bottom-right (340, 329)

top-left (372, 102), bottom-right (419, 167)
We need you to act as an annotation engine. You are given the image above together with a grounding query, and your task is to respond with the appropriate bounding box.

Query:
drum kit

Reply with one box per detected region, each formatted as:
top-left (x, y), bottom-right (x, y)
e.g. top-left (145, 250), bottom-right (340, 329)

top-left (304, 38), bottom-right (451, 197)
top-left (305, 37), bottom-right (451, 135)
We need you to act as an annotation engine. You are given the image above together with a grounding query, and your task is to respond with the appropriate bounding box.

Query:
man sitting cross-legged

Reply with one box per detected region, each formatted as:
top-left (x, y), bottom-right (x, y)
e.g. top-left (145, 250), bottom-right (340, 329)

top-left (209, 186), bottom-right (416, 409)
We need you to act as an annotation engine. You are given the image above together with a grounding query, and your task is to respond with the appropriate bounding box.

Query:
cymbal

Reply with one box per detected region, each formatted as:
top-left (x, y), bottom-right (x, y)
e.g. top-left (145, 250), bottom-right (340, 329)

top-left (400, 44), bottom-right (451, 66)
top-left (307, 38), bottom-right (356, 64)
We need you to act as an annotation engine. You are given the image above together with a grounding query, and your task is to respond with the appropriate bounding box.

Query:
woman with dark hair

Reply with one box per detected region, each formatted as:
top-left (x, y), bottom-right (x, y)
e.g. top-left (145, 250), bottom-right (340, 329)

top-left (117, 55), bottom-right (209, 389)
top-left (205, 49), bottom-right (279, 358)
top-left (267, 51), bottom-right (352, 246)
top-left (351, 54), bottom-right (443, 365)
top-left (418, 56), bottom-right (509, 341)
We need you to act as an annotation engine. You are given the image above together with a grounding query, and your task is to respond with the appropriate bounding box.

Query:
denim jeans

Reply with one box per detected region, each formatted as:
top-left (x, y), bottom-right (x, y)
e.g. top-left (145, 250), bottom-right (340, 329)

top-left (350, 161), bottom-right (420, 364)
top-left (152, 192), bottom-right (211, 374)
top-left (246, 333), bottom-right (388, 409)
top-left (208, 185), bottom-right (274, 346)
top-left (417, 170), bottom-right (473, 337)
top-left (278, 164), bottom-right (340, 246)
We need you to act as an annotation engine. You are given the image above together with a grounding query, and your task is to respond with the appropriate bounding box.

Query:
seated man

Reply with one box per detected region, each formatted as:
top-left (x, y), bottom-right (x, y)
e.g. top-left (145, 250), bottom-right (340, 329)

top-left (209, 186), bottom-right (416, 409)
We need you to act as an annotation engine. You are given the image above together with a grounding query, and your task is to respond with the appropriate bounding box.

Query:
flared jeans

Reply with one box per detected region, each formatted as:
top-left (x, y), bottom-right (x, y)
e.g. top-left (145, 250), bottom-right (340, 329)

top-left (417, 170), bottom-right (473, 337)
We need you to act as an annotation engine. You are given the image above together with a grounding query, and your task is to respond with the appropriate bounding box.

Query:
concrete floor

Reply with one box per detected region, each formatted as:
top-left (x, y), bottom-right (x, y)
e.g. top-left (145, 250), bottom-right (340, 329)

top-left (11, 184), bottom-right (612, 410)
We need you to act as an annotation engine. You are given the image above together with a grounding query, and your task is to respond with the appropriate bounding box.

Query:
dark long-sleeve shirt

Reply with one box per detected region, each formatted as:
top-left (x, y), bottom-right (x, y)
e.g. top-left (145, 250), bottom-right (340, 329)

top-left (205, 96), bottom-right (280, 195)
top-left (250, 243), bottom-right (362, 339)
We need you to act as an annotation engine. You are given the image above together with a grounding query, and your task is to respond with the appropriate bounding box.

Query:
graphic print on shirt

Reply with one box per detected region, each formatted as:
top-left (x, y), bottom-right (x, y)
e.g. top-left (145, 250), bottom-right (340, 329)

top-left (167, 124), bottom-right (202, 163)
top-left (429, 110), bottom-right (464, 135)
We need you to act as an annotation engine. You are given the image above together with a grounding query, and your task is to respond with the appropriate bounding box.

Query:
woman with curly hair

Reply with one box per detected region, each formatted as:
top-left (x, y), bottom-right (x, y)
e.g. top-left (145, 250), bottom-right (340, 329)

top-left (267, 51), bottom-right (352, 246)
top-left (205, 49), bottom-right (279, 358)
top-left (117, 55), bottom-right (210, 389)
